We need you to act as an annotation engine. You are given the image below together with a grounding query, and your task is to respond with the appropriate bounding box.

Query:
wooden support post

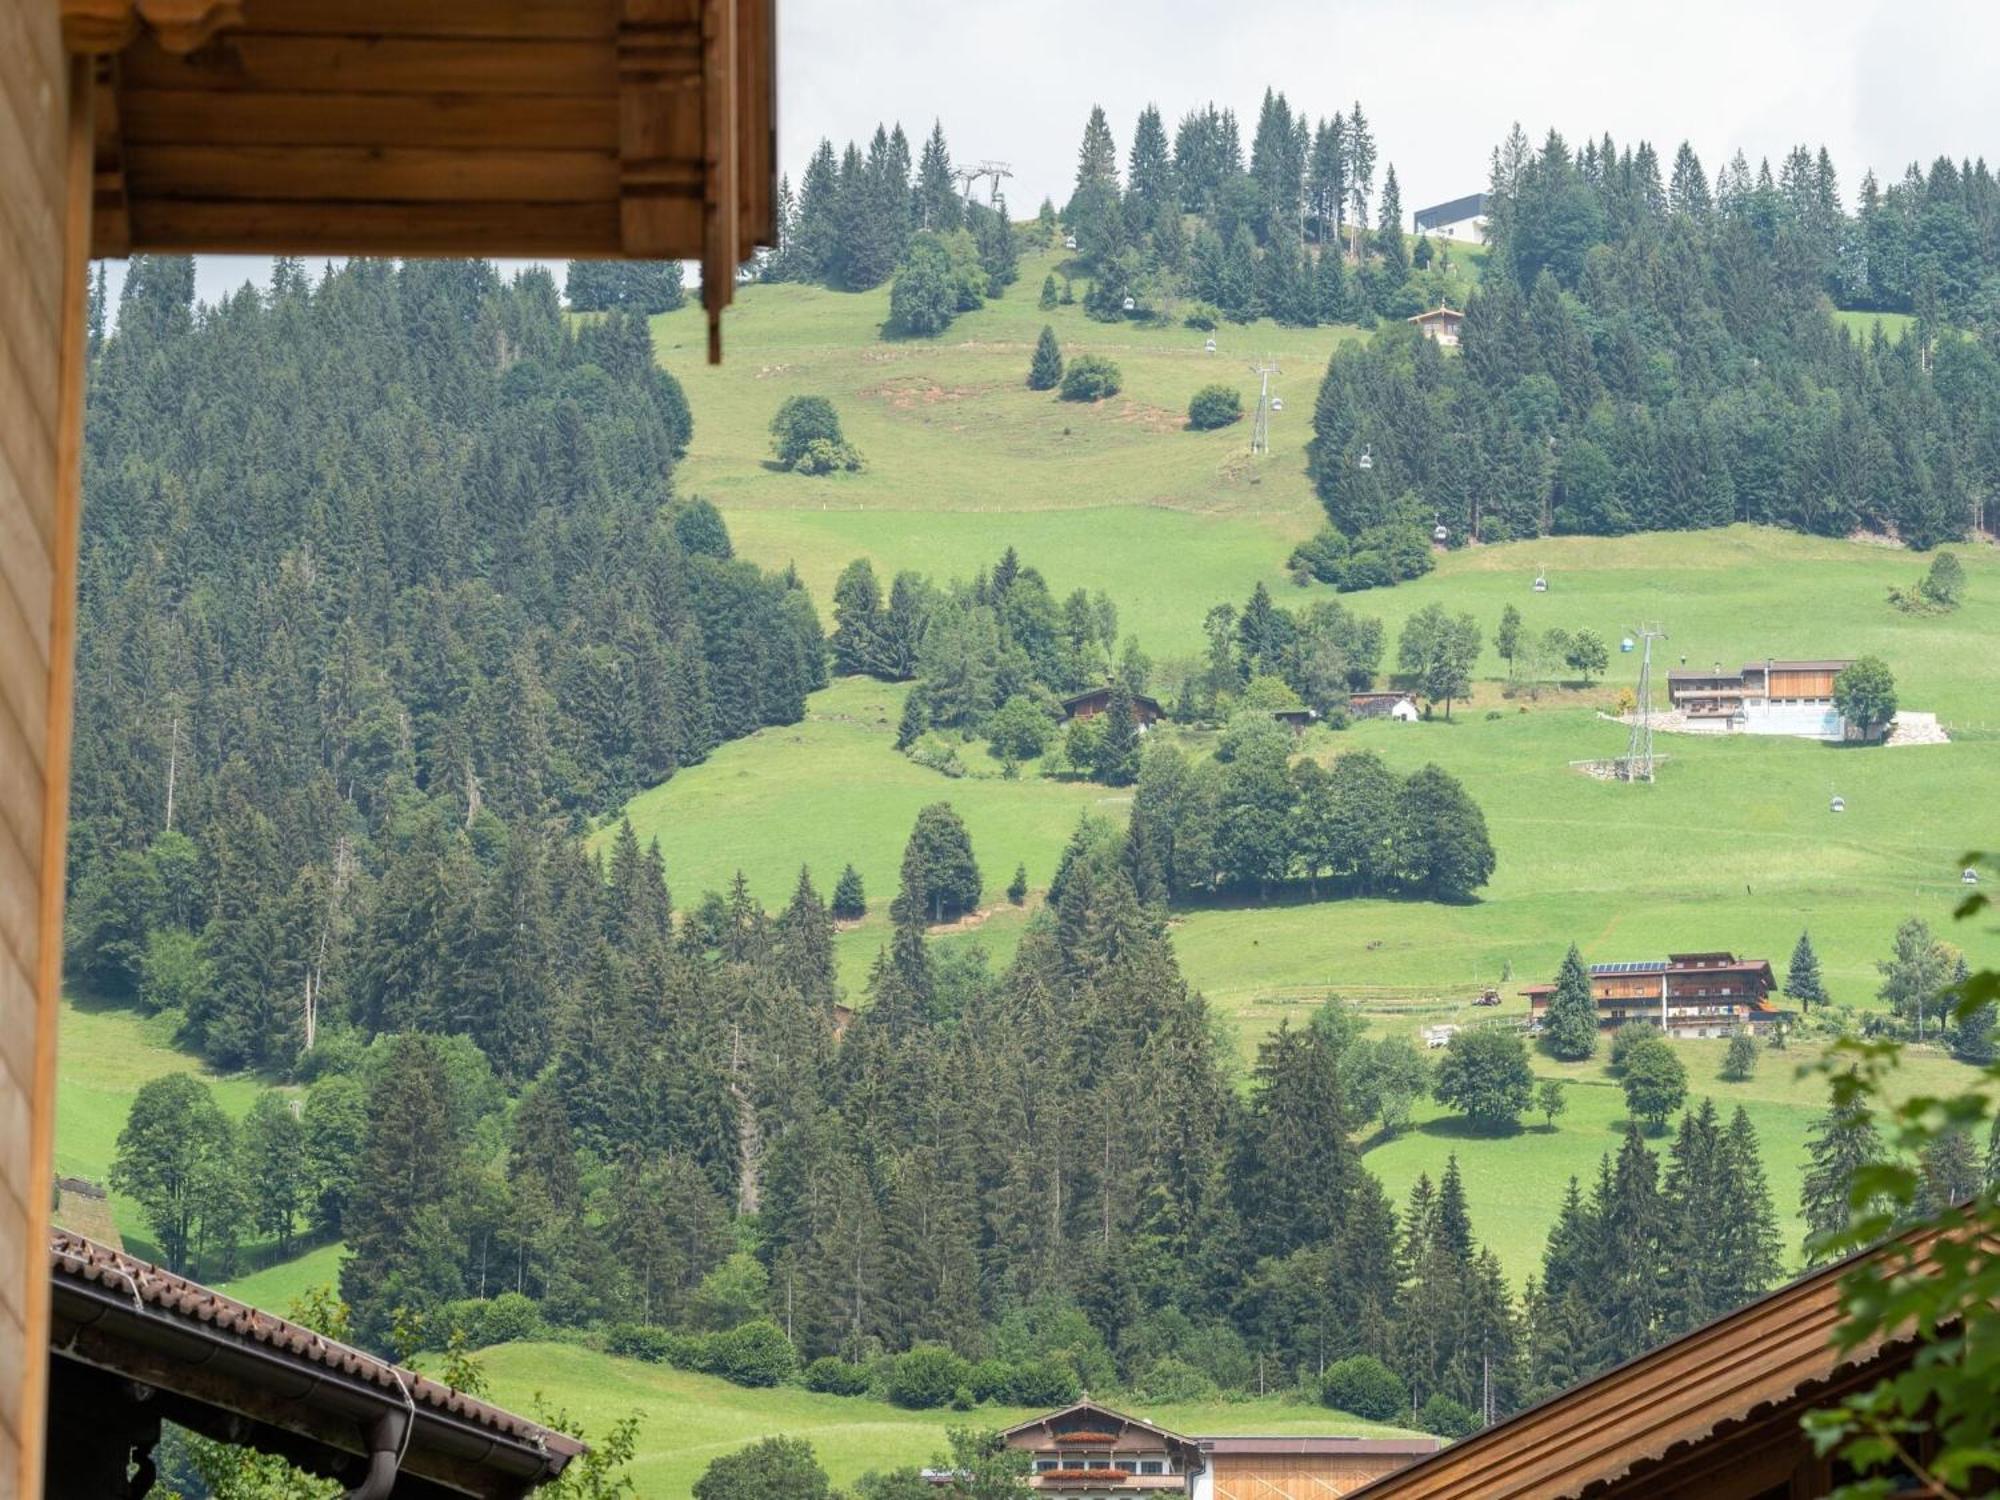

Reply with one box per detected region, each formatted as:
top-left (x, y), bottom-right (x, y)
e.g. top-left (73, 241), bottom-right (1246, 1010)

top-left (20, 49), bottom-right (97, 1500)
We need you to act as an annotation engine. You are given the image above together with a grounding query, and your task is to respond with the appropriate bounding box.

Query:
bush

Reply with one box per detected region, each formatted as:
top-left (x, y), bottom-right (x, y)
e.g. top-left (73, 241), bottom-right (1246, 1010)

top-left (985, 694), bottom-right (1053, 761)
top-left (967, 1357), bottom-right (1015, 1403)
top-left (1133, 1355), bottom-right (1219, 1403)
top-left (604, 1323), bottom-right (677, 1362)
top-left (1058, 355), bottom-right (1122, 402)
top-left (1004, 1356), bottom-right (1081, 1408)
top-left (1608, 1021), bottom-right (1658, 1071)
top-left (1187, 384), bottom-right (1244, 430)
top-left (1417, 1393), bottom-right (1480, 1438)
top-left (1321, 1355), bottom-right (1407, 1421)
top-left (482, 1290), bottom-right (543, 1345)
top-left (886, 1344), bottom-right (971, 1409)
top-left (712, 1319), bottom-right (796, 1387)
top-left (1182, 302), bottom-right (1220, 331)
top-left (950, 1386), bottom-right (975, 1411)
top-left (770, 396), bottom-right (860, 472)
top-left (803, 1355), bottom-right (874, 1396)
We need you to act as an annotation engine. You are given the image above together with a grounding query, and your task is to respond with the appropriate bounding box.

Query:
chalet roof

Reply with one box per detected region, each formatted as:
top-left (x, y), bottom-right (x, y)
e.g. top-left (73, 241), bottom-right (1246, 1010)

top-left (1201, 1437), bottom-right (1440, 1457)
top-left (51, 1230), bottom-right (582, 1491)
top-left (1667, 660), bottom-right (1854, 682)
top-left (1407, 306), bottom-right (1466, 323)
top-left (1350, 691), bottom-right (1415, 705)
top-left (1413, 192), bottom-right (1487, 229)
top-left (1346, 1226), bottom-right (1957, 1500)
top-left (1059, 687), bottom-right (1164, 714)
top-left (1001, 1401), bottom-right (1201, 1455)
top-left (57, 0), bottom-right (775, 358)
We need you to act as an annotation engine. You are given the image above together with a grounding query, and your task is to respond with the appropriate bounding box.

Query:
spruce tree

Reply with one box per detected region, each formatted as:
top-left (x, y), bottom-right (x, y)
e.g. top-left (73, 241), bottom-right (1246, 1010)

top-left (1028, 325), bottom-right (1064, 391)
top-left (1039, 274), bottom-right (1058, 310)
top-left (832, 865), bottom-right (867, 921)
top-left (1097, 684), bottom-right (1142, 786)
top-left (1544, 944), bottom-right (1599, 1060)
top-left (1713, 1105), bottom-right (1784, 1309)
top-left (1800, 1093), bottom-right (1884, 1260)
top-left (1784, 930), bottom-right (1828, 1013)
top-left (1007, 864), bottom-right (1028, 905)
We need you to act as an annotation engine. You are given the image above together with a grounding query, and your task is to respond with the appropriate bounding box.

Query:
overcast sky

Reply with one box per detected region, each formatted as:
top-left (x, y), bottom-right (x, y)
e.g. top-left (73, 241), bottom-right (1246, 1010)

top-left (165, 0), bottom-right (1998, 308)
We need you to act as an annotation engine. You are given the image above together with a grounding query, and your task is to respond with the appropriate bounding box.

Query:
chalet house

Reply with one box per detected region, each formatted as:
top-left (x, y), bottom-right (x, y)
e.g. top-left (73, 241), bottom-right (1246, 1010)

top-left (1270, 707), bottom-right (1320, 736)
top-left (1348, 1223), bottom-right (1972, 1500)
top-left (1412, 193), bottom-right (1489, 240)
top-left (1520, 952), bottom-right (1786, 1040)
top-left (981, 1403), bottom-right (1437, 1499)
top-left (1407, 307), bottom-right (1466, 347)
top-left (1061, 688), bottom-right (1166, 730)
top-left (1665, 658), bottom-right (1856, 738)
top-left (1350, 692), bottom-right (1421, 722)
top-left (1, 1), bottom-right (775, 1489)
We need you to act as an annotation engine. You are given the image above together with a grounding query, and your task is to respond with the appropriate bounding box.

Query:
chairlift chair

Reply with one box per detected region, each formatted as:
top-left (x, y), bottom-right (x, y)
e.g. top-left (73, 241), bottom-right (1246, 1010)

top-left (1203, 336), bottom-right (1217, 353)
top-left (1620, 636), bottom-right (1635, 653)
top-left (1965, 868), bottom-right (1981, 885)
top-left (1356, 446), bottom-right (1373, 471)
top-left (1532, 573), bottom-right (1548, 593)
top-left (1063, 234), bottom-right (1077, 250)
top-left (1829, 794), bottom-right (1846, 813)
top-left (1432, 522), bottom-right (1449, 543)
top-left (1270, 396), bottom-right (1284, 413)
top-left (1122, 295), bottom-right (1136, 312)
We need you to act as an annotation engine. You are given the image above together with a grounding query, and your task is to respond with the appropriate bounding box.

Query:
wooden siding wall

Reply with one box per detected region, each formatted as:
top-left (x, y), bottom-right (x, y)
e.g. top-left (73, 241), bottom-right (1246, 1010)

top-left (1212, 1452), bottom-right (1417, 1498)
top-left (1767, 669), bottom-right (1838, 699)
top-left (0, 5), bottom-right (87, 1495)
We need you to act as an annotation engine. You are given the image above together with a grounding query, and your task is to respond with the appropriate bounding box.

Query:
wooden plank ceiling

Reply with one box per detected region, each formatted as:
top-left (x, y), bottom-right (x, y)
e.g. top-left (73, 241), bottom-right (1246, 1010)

top-left (58, 0), bottom-right (774, 357)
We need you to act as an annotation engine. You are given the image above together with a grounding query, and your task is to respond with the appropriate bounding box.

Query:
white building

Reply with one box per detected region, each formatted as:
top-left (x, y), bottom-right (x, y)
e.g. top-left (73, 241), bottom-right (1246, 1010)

top-left (1413, 192), bottom-right (1489, 241)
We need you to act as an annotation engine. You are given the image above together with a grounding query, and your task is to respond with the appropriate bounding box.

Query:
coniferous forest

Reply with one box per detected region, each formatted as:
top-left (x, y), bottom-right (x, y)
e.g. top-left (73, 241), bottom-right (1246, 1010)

top-left (1309, 131), bottom-right (2000, 559)
top-left (58, 96), bottom-right (2000, 1485)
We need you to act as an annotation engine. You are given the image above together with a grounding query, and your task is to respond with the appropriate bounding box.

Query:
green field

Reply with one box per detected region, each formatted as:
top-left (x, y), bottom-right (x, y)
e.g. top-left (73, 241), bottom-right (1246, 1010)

top-left (652, 242), bottom-right (1356, 656)
top-left (474, 1343), bottom-right (1416, 1499)
top-left (1363, 1037), bottom-right (1984, 1283)
top-left (54, 993), bottom-right (311, 1269)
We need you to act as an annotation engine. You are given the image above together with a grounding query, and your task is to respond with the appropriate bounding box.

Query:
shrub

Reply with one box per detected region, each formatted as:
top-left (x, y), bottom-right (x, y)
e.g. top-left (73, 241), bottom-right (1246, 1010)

top-left (712, 1319), bottom-right (796, 1387)
top-left (950, 1386), bottom-right (975, 1411)
top-left (1418, 1393), bottom-right (1480, 1438)
top-left (1608, 1021), bottom-right (1658, 1071)
top-left (604, 1323), bottom-right (677, 1362)
top-left (803, 1355), bottom-right (874, 1396)
top-left (769, 396), bottom-right (860, 472)
top-left (886, 1344), bottom-right (971, 1409)
top-left (985, 694), bottom-right (1053, 761)
top-left (1004, 1356), bottom-right (1081, 1408)
top-left (1058, 355), bottom-right (1122, 402)
top-left (1006, 864), bottom-right (1029, 905)
top-left (482, 1290), bottom-right (543, 1345)
top-left (1187, 384), bottom-right (1243, 430)
top-left (1133, 1355), bottom-right (1219, 1404)
top-left (1183, 302), bottom-right (1220, 331)
top-left (967, 1357), bottom-right (1015, 1403)
top-left (1321, 1355), bottom-right (1407, 1422)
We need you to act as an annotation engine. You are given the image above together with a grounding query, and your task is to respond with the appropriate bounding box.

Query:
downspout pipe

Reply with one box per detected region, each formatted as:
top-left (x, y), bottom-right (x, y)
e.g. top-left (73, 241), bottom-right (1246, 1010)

top-left (346, 1405), bottom-right (412, 1499)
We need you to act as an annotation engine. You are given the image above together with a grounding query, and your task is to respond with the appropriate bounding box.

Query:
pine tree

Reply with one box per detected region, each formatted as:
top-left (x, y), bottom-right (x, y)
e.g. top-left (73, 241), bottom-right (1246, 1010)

top-left (1800, 1093), bottom-right (1884, 1260)
top-left (1713, 1105), bottom-right (1784, 1309)
top-left (1039, 274), bottom-right (1058, 310)
top-left (1784, 930), bottom-right (1828, 1013)
top-left (1544, 944), bottom-right (1599, 1060)
top-left (831, 864), bottom-right (867, 921)
top-left (1028, 325), bottom-right (1064, 391)
top-left (915, 119), bottom-right (961, 233)
top-left (1097, 684), bottom-right (1141, 786)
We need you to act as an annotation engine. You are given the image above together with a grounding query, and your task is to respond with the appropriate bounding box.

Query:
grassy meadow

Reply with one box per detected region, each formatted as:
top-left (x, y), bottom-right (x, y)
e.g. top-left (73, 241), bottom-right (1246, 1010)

top-left (650, 240), bottom-right (1368, 655)
top-left (474, 1343), bottom-right (1418, 1499)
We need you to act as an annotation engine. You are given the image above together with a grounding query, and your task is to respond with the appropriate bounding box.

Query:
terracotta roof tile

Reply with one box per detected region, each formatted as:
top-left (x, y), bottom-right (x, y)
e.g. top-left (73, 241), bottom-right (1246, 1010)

top-left (50, 1230), bottom-right (583, 1455)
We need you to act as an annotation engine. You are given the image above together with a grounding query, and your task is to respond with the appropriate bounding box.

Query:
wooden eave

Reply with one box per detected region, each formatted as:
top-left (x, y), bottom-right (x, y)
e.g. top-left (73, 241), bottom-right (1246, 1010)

top-left (1347, 1226), bottom-right (1967, 1500)
top-left (57, 0), bottom-right (774, 359)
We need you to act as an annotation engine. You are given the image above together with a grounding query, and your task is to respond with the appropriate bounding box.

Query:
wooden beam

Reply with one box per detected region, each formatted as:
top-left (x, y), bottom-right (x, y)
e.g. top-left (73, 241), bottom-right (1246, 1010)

top-left (699, 0), bottom-right (738, 363)
top-left (225, 0), bottom-right (619, 41)
top-left (122, 197), bottom-right (625, 255)
top-left (88, 55), bottom-right (128, 257)
top-left (123, 144), bottom-right (620, 202)
top-left (119, 88), bottom-right (619, 150)
top-left (615, 0), bottom-right (704, 260)
top-left (21, 50), bottom-right (96, 1500)
top-left (121, 33), bottom-right (619, 96)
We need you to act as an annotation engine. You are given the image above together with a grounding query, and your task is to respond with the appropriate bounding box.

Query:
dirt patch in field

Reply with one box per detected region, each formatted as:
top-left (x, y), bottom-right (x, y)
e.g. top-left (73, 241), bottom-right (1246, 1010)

top-left (754, 363), bottom-right (794, 379)
top-left (1113, 398), bottom-right (1181, 433)
top-left (864, 375), bottom-right (977, 410)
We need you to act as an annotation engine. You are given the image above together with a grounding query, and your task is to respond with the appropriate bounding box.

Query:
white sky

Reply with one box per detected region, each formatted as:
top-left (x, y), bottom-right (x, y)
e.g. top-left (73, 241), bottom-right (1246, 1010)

top-left (143, 0), bottom-right (2000, 309)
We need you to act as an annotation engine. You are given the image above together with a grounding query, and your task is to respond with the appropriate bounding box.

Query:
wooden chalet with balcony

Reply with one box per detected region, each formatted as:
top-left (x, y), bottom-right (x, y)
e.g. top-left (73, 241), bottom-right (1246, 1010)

top-left (977, 1402), bottom-right (1438, 1499)
top-left (1060, 687), bottom-right (1165, 729)
top-left (1522, 952), bottom-right (1786, 1039)
top-left (996, 1403), bottom-right (1205, 1492)
top-left (1665, 658), bottom-right (1857, 738)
